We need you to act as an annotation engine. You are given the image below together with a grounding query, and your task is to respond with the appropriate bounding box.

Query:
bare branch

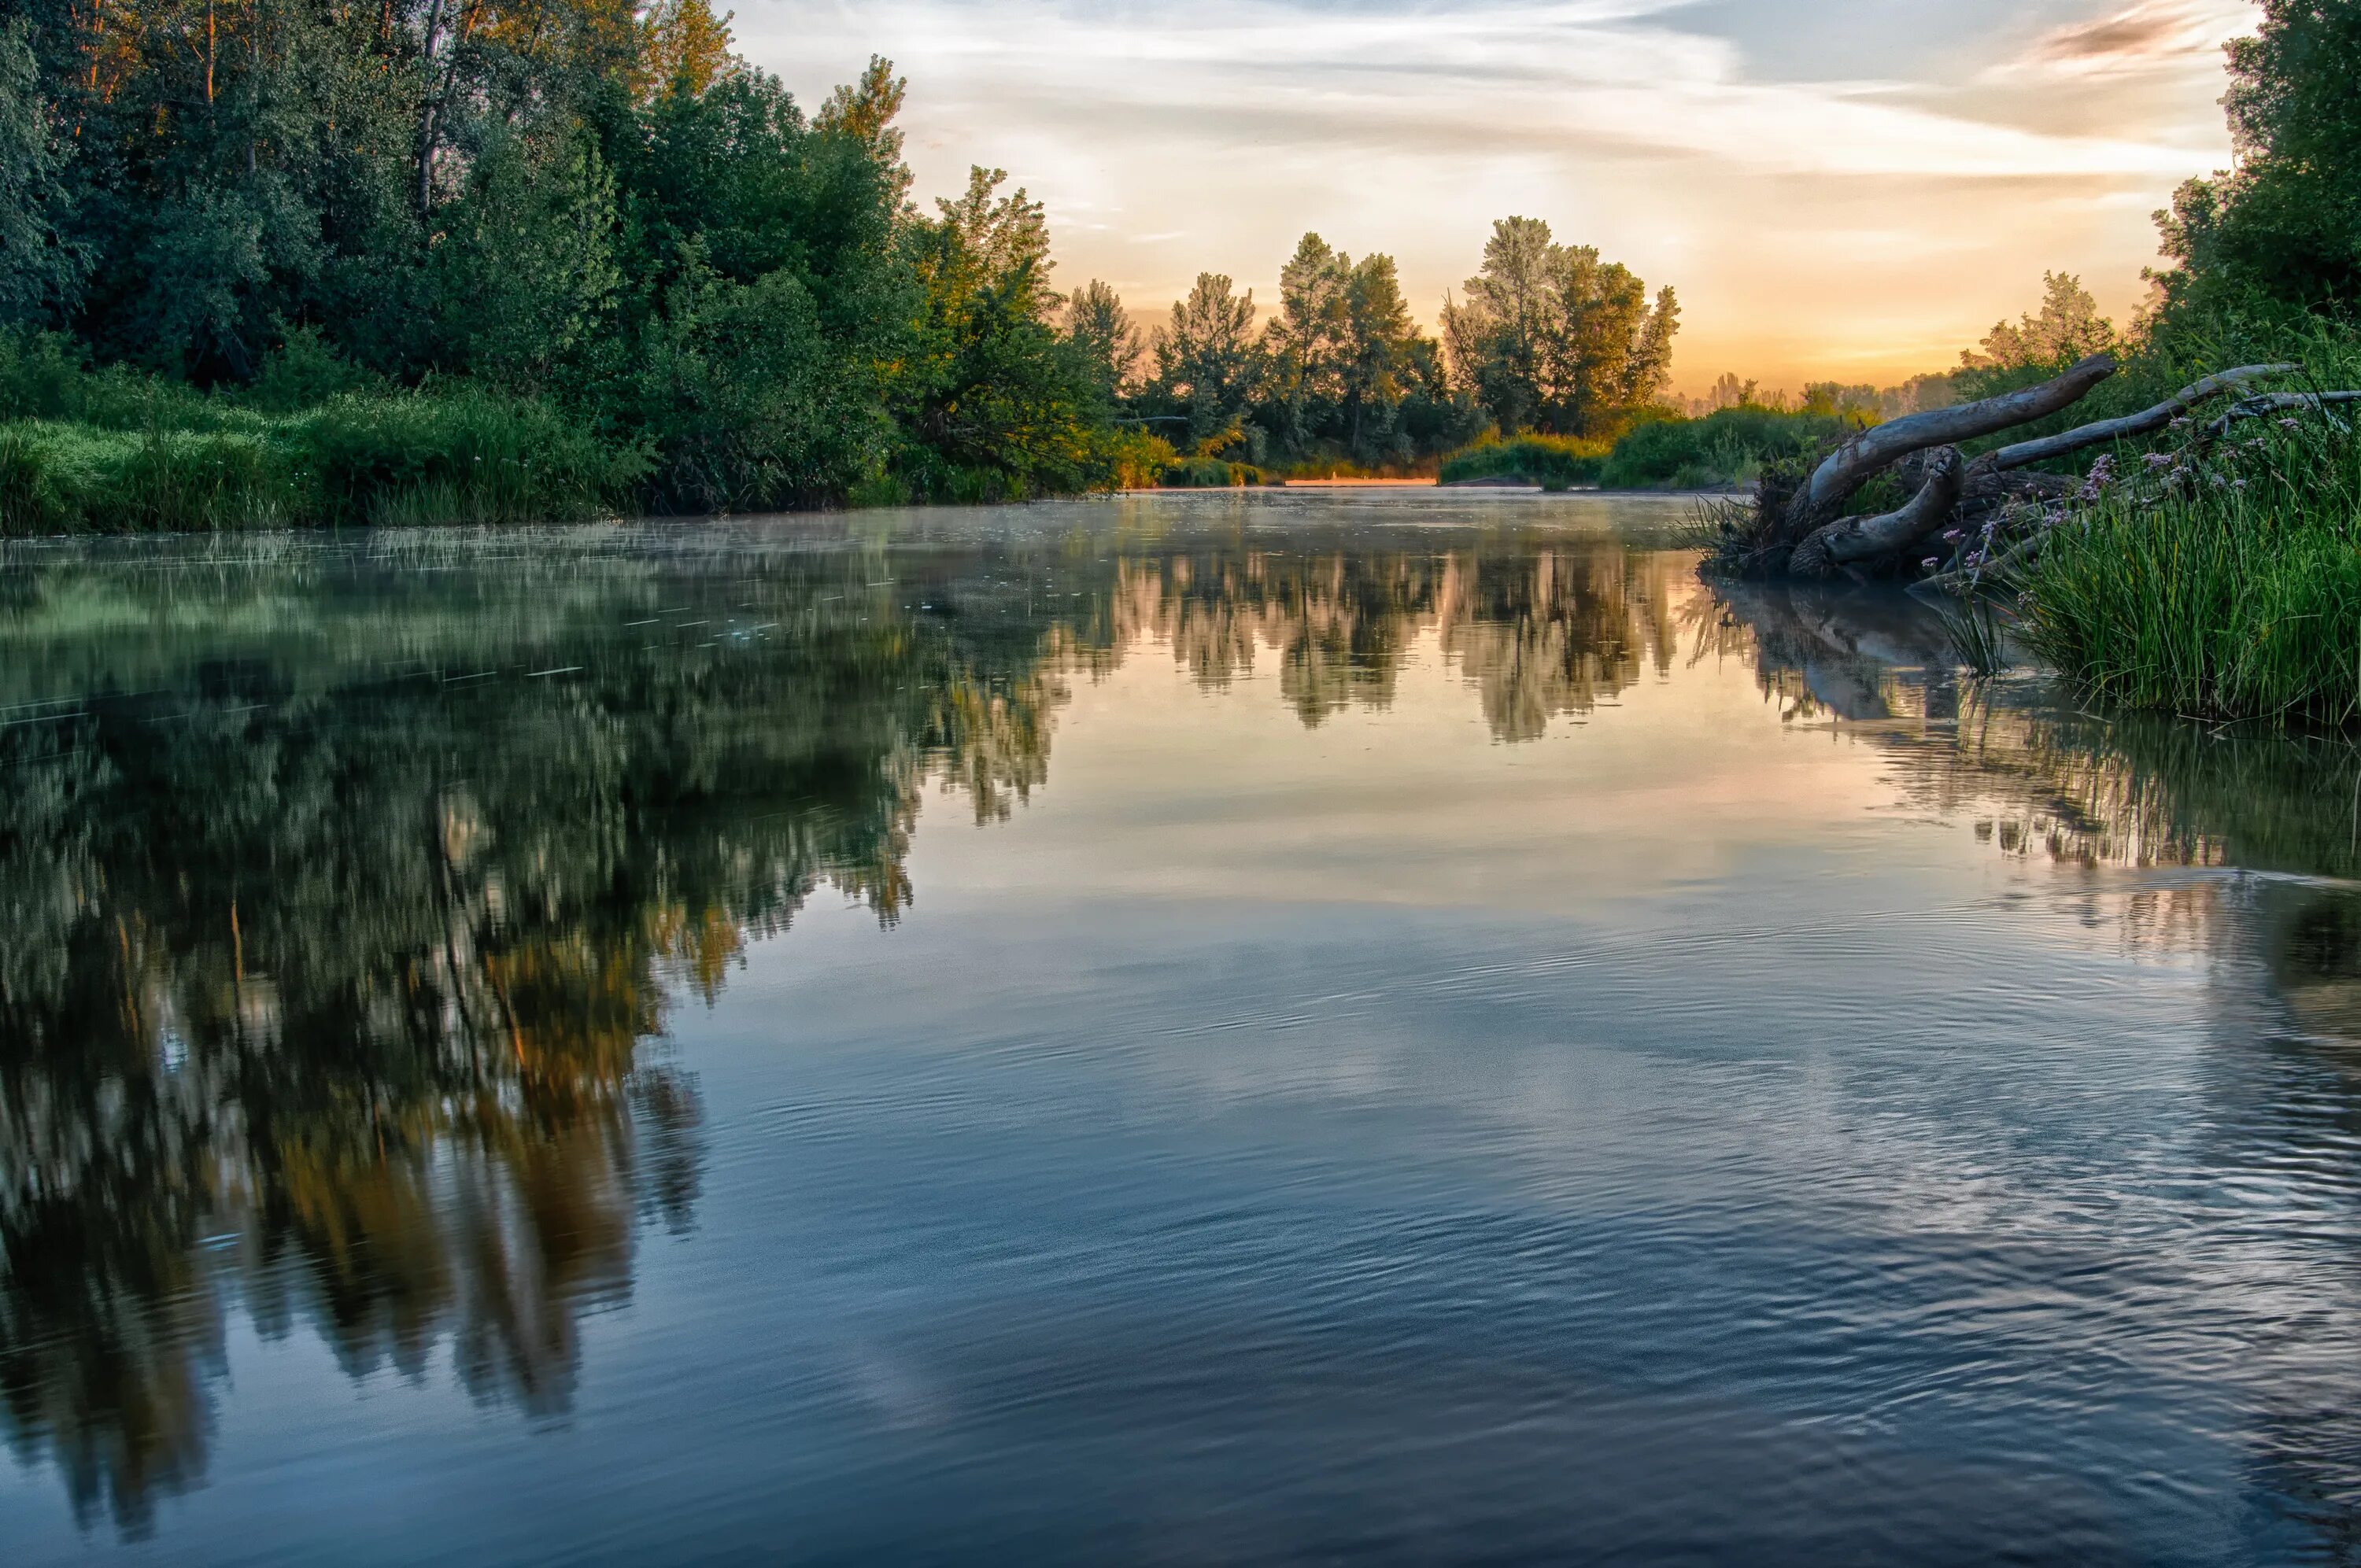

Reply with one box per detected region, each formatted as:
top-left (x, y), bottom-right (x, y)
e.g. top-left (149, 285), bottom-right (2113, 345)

top-left (1791, 448), bottom-right (1968, 581)
top-left (1790, 356), bottom-right (2114, 528)
top-left (1991, 363), bottom-right (2296, 470)
top-left (2204, 390), bottom-right (2361, 437)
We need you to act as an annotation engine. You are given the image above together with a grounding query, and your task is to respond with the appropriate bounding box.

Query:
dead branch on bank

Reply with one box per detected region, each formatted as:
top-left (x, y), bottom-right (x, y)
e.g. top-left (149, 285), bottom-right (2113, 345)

top-left (1714, 360), bottom-right (2361, 584)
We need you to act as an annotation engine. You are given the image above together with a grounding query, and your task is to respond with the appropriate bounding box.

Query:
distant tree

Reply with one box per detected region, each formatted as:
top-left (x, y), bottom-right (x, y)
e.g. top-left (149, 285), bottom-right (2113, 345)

top-left (1065, 279), bottom-right (1142, 404)
top-left (1152, 273), bottom-right (1262, 457)
top-left (1961, 272), bottom-right (2118, 373)
top-left (1443, 216), bottom-right (1679, 437)
top-left (1265, 233), bottom-right (1351, 451)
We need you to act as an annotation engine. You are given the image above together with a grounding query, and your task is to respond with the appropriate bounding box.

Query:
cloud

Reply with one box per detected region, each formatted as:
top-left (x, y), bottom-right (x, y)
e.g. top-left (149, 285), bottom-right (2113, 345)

top-left (738, 0), bottom-right (2238, 389)
top-left (2024, 2), bottom-right (2238, 74)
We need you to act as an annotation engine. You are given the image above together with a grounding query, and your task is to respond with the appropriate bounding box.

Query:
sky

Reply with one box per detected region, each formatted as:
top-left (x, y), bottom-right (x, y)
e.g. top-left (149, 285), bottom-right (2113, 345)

top-left (743, 0), bottom-right (2254, 394)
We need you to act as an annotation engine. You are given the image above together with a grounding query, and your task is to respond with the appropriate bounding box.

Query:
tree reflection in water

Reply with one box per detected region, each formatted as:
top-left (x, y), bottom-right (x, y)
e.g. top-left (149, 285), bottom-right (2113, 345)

top-left (0, 540), bottom-right (1059, 1534)
top-left (6, 522), bottom-right (2361, 1540)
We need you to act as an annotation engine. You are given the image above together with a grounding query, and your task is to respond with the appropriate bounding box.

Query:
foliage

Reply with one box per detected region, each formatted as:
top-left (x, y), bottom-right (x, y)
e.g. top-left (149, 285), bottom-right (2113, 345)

top-left (2152, 0), bottom-right (2361, 323)
top-left (1601, 406), bottom-right (1857, 490)
top-left (2020, 364), bottom-right (2361, 725)
top-left (1437, 434), bottom-right (1609, 489)
top-left (1156, 456), bottom-right (1274, 489)
top-left (1440, 216), bottom-right (1679, 439)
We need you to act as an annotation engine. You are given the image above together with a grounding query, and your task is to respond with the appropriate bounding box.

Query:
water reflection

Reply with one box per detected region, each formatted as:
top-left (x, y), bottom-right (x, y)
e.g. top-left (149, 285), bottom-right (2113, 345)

top-left (0, 542), bottom-right (1057, 1533)
top-left (5, 512), bottom-right (2361, 1551)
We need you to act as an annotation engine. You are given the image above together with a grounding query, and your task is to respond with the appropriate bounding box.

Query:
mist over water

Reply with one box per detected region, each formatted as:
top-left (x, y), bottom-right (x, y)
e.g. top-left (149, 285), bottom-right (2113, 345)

top-left (6, 493), bottom-right (2361, 1565)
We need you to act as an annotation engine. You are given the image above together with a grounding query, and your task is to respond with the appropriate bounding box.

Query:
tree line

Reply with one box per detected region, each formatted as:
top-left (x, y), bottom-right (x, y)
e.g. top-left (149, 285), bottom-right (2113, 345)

top-left (0, 2), bottom-right (1681, 513)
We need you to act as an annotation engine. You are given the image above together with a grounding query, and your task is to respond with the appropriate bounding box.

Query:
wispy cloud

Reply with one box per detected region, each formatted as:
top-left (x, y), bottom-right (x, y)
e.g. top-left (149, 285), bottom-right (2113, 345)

top-left (2027, 2), bottom-right (2233, 72)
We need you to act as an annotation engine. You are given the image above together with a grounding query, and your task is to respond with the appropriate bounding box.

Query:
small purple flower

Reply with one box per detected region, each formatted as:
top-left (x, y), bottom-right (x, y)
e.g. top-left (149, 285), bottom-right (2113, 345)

top-left (1922, 558), bottom-right (1939, 570)
top-left (1943, 529), bottom-right (1964, 541)
top-left (2143, 452), bottom-right (2173, 469)
top-left (2279, 418), bottom-right (2302, 430)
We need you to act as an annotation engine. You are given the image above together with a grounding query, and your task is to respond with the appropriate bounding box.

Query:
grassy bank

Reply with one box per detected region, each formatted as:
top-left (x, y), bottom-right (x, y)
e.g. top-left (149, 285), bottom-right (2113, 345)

top-left (1438, 435), bottom-right (1608, 489)
top-left (0, 400), bottom-right (646, 533)
top-left (1437, 408), bottom-right (1860, 493)
top-left (2019, 345), bottom-right (2361, 725)
top-left (0, 337), bottom-right (649, 534)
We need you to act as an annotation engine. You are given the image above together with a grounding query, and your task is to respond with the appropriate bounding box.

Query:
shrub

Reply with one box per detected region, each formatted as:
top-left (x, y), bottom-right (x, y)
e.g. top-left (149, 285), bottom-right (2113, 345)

top-left (1601, 407), bottom-right (1859, 489)
top-left (301, 387), bottom-right (648, 526)
top-left (1437, 434), bottom-right (1609, 489)
top-left (1158, 456), bottom-right (1272, 488)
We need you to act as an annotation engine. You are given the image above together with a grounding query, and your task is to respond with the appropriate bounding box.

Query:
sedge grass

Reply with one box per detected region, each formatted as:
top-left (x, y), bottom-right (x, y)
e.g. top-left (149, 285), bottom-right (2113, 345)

top-left (2020, 387), bottom-right (2361, 725)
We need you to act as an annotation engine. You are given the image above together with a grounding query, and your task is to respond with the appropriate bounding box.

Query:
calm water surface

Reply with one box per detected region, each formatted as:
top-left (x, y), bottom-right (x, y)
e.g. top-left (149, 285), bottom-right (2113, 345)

top-left (7, 493), bottom-right (2361, 1564)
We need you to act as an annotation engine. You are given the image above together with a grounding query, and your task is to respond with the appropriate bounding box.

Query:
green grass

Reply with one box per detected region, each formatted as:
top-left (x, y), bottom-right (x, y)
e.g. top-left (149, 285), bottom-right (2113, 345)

top-left (0, 391), bottom-right (648, 536)
top-left (2020, 374), bottom-right (2361, 725)
top-left (1157, 456), bottom-right (1276, 489)
top-left (1437, 434), bottom-right (1609, 490)
top-left (1601, 407), bottom-right (1861, 490)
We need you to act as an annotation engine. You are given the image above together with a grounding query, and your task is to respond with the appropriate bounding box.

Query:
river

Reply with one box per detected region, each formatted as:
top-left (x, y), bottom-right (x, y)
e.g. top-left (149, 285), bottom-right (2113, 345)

top-left (6, 493), bottom-right (2361, 1564)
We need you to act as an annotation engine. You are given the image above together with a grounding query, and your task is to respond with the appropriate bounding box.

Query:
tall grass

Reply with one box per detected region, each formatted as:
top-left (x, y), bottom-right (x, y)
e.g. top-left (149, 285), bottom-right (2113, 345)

top-left (0, 391), bottom-right (646, 536)
top-left (1602, 407), bottom-right (1861, 490)
top-left (2021, 372), bottom-right (2361, 725)
top-left (1438, 434), bottom-right (1609, 489)
top-left (0, 424), bottom-right (305, 531)
top-left (305, 389), bottom-right (649, 526)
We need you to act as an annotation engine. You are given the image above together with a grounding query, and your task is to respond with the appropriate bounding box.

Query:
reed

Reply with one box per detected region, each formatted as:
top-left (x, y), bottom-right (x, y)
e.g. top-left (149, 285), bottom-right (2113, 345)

top-left (2020, 360), bottom-right (2361, 725)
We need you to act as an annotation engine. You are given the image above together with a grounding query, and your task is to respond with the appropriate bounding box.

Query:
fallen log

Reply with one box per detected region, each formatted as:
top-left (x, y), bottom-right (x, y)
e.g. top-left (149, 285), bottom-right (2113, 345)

top-left (1990, 363), bottom-right (2296, 470)
top-left (1788, 356), bottom-right (2115, 529)
top-left (2204, 389), bottom-right (2361, 437)
top-left (1790, 448), bottom-right (1968, 580)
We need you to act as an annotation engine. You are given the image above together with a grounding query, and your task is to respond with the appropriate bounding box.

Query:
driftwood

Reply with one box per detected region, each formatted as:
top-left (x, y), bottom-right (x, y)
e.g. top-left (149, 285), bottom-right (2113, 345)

top-left (1788, 356), bottom-right (2116, 532)
top-left (1748, 360), bottom-right (2361, 583)
top-left (1790, 447), bottom-right (1966, 578)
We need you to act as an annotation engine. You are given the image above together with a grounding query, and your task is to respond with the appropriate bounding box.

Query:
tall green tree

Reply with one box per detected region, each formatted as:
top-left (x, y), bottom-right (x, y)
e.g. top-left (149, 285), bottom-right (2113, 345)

top-left (1442, 216), bottom-right (1678, 437)
top-left (2156, 0), bottom-right (2361, 316)
top-left (0, 18), bottom-right (83, 327)
top-left (1151, 273), bottom-right (1262, 457)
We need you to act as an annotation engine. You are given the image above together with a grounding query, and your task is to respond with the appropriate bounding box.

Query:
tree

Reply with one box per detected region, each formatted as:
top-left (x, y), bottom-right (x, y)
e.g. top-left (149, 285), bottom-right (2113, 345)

top-left (426, 129), bottom-right (623, 394)
top-left (0, 18), bottom-right (83, 327)
top-left (1339, 252), bottom-right (1424, 459)
top-left (1151, 273), bottom-right (1262, 457)
top-left (1065, 279), bottom-right (1141, 405)
top-left (899, 167), bottom-right (1097, 497)
top-left (2155, 0), bottom-right (2361, 315)
top-left (1442, 216), bottom-right (1679, 437)
top-left (1961, 272), bottom-right (2117, 373)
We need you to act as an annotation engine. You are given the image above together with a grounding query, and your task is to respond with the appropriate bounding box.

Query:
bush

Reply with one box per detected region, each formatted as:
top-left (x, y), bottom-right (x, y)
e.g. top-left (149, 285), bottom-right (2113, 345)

top-left (1601, 407), bottom-right (1860, 489)
top-left (1158, 456), bottom-right (1273, 488)
top-left (245, 326), bottom-right (388, 414)
top-left (1437, 434), bottom-right (1609, 489)
top-left (301, 387), bottom-right (648, 526)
